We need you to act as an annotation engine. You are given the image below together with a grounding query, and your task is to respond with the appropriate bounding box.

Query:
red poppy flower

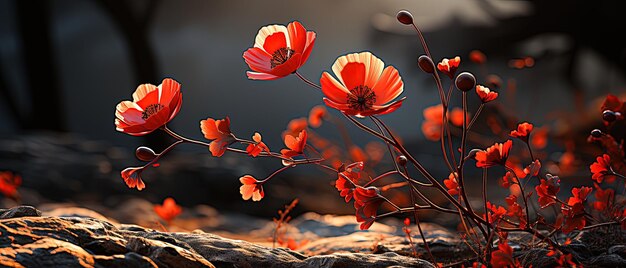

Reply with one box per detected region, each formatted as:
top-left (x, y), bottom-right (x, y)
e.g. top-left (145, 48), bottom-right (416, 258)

top-left (335, 162), bottom-right (364, 202)
top-left (121, 167), bottom-right (145, 191)
top-left (469, 50), bottom-right (486, 65)
top-left (475, 140), bottom-right (513, 168)
top-left (281, 129), bottom-right (307, 158)
top-left (421, 104), bottom-right (443, 141)
top-left (246, 132), bottom-right (270, 157)
top-left (475, 85), bottom-right (498, 103)
top-left (590, 154), bottom-right (611, 183)
top-left (308, 105), bottom-right (327, 128)
top-left (200, 117), bottom-right (235, 157)
top-left (282, 117), bottom-right (308, 138)
top-left (443, 172), bottom-right (459, 196)
top-left (354, 186), bottom-right (384, 230)
top-left (321, 52), bottom-right (405, 117)
top-left (535, 174), bottom-right (560, 208)
top-left (437, 56), bottom-right (460, 78)
top-left (115, 78), bottom-right (182, 136)
top-left (490, 241), bottom-right (519, 268)
top-left (154, 197), bottom-right (182, 223)
top-left (593, 184), bottom-right (614, 211)
top-left (509, 122), bottom-right (534, 142)
top-left (0, 171), bottom-right (21, 199)
top-left (243, 21), bottom-right (316, 80)
top-left (239, 175), bottom-right (264, 201)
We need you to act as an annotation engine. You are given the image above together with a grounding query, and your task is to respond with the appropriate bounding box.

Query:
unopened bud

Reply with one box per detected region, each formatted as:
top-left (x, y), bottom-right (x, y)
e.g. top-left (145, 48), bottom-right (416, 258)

top-left (455, 72), bottom-right (476, 92)
top-left (135, 146), bottom-right (157, 162)
top-left (396, 10), bottom-right (414, 25)
top-left (396, 155), bottom-right (408, 166)
top-left (417, 55), bottom-right (435, 74)
top-left (603, 110), bottom-right (617, 122)
top-left (590, 129), bottom-right (603, 138)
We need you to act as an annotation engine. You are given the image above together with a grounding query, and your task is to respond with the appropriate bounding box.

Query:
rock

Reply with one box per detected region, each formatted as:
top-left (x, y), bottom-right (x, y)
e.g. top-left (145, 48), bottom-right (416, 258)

top-left (609, 245), bottom-right (626, 260)
top-left (585, 254), bottom-right (626, 267)
top-left (0, 208), bottom-right (434, 267)
top-left (0, 205), bottom-right (41, 219)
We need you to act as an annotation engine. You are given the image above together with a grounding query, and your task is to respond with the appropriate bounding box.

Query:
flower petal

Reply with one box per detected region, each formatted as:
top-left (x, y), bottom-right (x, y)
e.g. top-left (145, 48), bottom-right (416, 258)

top-left (243, 47), bottom-right (272, 73)
top-left (372, 66), bottom-right (403, 105)
top-left (254, 25), bottom-right (290, 52)
top-left (320, 72), bottom-right (350, 103)
top-left (287, 21), bottom-right (306, 53)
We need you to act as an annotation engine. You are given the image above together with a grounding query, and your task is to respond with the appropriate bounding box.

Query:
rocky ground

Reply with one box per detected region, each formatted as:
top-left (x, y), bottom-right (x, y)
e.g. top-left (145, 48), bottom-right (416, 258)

top-left (1, 204), bottom-right (626, 267)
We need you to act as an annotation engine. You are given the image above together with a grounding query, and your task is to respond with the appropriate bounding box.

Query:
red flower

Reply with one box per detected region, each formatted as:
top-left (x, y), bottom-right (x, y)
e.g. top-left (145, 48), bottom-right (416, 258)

top-left (239, 175), bottom-right (264, 201)
top-left (308, 105), bottom-right (327, 128)
top-left (421, 104), bottom-right (443, 141)
top-left (509, 122), bottom-right (534, 142)
top-left (321, 52), bottom-right (405, 117)
top-left (593, 184), bottom-right (614, 211)
top-left (590, 154), bottom-right (611, 183)
top-left (200, 117), bottom-right (235, 157)
top-left (490, 241), bottom-right (520, 268)
top-left (443, 172), bottom-right (459, 196)
top-left (562, 186), bottom-right (592, 233)
top-left (154, 197), bottom-right (182, 223)
top-left (121, 167), bottom-right (145, 191)
top-left (499, 171), bottom-right (515, 188)
top-left (475, 140), bottom-right (513, 168)
top-left (475, 85), bottom-right (498, 103)
top-left (535, 175), bottom-right (560, 208)
top-left (243, 21), bottom-right (316, 80)
top-left (281, 129), bottom-right (307, 158)
top-left (486, 202), bottom-right (507, 224)
top-left (246, 132), bottom-right (270, 157)
top-left (469, 50), bottom-right (486, 65)
top-left (449, 107), bottom-right (468, 127)
top-left (115, 78), bottom-right (182, 136)
top-left (282, 117), bottom-right (308, 138)
top-left (335, 162), bottom-right (364, 202)
top-left (354, 186), bottom-right (384, 230)
top-left (556, 253), bottom-right (577, 267)
top-left (437, 56), bottom-right (460, 78)
top-left (505, 195), bottom-right (527, 229)
top-left (0, 171), bottom-right (21, 199)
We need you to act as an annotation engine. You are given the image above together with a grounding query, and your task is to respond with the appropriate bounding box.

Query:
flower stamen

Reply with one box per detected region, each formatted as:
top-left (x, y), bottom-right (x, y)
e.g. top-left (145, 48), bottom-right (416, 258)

top-left (347, 85), bottom-right (376, 112)
top-left (271, 47), bottom-right (295, 68)
top-left (142, 104), bottom-right (165, 120)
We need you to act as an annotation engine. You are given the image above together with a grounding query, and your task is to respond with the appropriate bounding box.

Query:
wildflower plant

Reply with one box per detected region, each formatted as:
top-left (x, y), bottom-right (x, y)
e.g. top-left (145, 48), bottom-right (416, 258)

top-left (114, 9), bottom-right (626, 266)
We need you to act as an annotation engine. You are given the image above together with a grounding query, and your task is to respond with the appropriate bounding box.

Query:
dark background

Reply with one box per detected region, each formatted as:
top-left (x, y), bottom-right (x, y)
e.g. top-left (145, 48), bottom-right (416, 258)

top-left (1, 0), bottom-right (625, 219)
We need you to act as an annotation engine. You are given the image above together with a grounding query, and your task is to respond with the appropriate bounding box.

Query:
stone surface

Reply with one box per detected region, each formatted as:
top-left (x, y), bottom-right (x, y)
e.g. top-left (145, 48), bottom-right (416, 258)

top-left (0, 206), bottom-right (434, 268)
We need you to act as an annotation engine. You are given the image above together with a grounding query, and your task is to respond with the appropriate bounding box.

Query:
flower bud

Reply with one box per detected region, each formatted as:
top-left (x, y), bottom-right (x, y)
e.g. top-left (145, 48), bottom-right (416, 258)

top-left (135, 146), bottom-right (157, 162)
top-left (417, 55), bottom-right (435, 74)
top-left (603, 110), bottom-right (617, 122)
top-left (455, 72), bottom-right (476, 92)
top-left (396, 10), bottom-right (414, 25)
top-left (396, 155), bottom-right (408, 166)
top-left (590, 129), bottom-right (603, 138)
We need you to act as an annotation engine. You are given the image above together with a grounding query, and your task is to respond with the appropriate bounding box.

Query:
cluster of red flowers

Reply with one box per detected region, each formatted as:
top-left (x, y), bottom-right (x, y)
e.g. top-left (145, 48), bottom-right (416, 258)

top-left (111, 11), bottom-right (626, 267)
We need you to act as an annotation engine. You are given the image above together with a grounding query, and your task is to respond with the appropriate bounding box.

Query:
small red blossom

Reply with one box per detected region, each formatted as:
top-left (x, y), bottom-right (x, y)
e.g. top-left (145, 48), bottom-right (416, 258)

top-left (590, 154), bottom-right (611, 183)
top-left (154, 197), bottom-right (182, 223)
top-left (499, 171), bottom-right (515, 188)
top-left (509, 122), bottom-right (534, 142)
top-left (562, 186), bottom-right (592, 233)
top-left (490, 241), bottom-right (520, 268)
top-left (556, 253), bottom-right (577, 267)
top-left (530, 126), bottom-right (549, 149)
top-left (505, 195), bottom-right (527, 229)
top-left (281, 129), bottom-right (307, 158)
top-left (535, 175), bottom-right (560, 208)
top-left (321, 52), bottom-right (405, 117)
top-left (246, 132), bottom-right (270, 157)
top-left (0, 171), bottom-right (21, 199)
top-left (469, 50), bottom-right (487, 64)
top-left (115, 78), bottom-right (182, 136)
top-left (486, 202), bottom-right (507, 224)
top-left (354, 186), bottom-right (384, 230)
top-left (421, 104), bottom-right (444, 141)
top-left (449, 107), bottom-right (468, 127)
top-left (282, 117), bottom-right (308, 138)
top-left (243, 21), bottom-right (316, 80)
top-left (200, 117), bottom-right (235, 157)
top-left (308, 105), bottom-right (327, 128)
top-left (335, 162), bottom-right (364, 202)
top-left (437, 56), bottom-right (460, 78)
top-left (593, 184), bottom-right (614, 211)
top-left (443, 172), bottom-right (459, 196)
top-left (523, 159), bottom-right (541, 177)
top-left (121, 167), bottom-right (145, 191)
top-left (475, 85), bottom-right (498, 103)
top-left (475, 140), bottom-right (513, 168)
top-left (239, 175), bottom-right (264, 201)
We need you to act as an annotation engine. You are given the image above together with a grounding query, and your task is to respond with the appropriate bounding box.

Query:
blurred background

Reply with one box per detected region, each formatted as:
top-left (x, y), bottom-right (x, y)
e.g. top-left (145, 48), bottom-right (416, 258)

top-left (1, 0), bottom-right (625, 226)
